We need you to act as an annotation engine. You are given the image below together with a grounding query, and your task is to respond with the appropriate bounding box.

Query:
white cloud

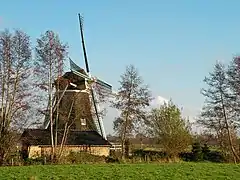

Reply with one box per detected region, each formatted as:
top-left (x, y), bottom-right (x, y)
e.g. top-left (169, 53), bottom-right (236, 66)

top-left (151, 95), bottom-right (169, 107)
top-left (150, 95), bottom-right (198, 124)
top-left (103, 95), bottom-right (200, 135)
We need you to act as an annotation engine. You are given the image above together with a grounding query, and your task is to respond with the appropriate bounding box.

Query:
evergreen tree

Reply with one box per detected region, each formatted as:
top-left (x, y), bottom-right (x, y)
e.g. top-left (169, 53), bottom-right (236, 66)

top-left (192, 142), bottom-right (203, 161)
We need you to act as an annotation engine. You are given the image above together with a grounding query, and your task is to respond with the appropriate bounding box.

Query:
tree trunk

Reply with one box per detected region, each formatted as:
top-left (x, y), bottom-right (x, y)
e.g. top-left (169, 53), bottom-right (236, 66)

top-left (121, 113), bottom-right (130, 159)
top-left (124, 138), bottom-right (130, 158)
top-left (48, 53), bottom-right (55, 162)
top-left (220, 93), bottom-right (240, 163)
top-left (225, 121), bottom-right (239, 163)
top-left (120, 86), bottom-right (132, 159)
top-left (0, 148), bottom-right (5, 166)
top-left (121, 129), bottom-right (125, 159)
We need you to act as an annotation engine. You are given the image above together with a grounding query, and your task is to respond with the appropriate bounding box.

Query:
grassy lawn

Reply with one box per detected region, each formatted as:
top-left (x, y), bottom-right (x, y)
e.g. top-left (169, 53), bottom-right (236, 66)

top-left (0, 163), bottom-right (239, 180)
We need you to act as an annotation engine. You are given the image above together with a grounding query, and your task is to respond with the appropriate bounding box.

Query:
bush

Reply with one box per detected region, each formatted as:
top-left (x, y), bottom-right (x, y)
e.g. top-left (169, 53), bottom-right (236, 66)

top-left (62, 151), bottom-right (106, 164)
top-left (205, 151), bottom-right (225, 163)
top-left (202, 144), bottom-right (210, 160)
top-left (4, 151), bottom-right (24, 166)
top-left (109, 149), bottom-right (121, 159)
top-left (105, 156), bottom-right (120, 163)
top-left (24, 157), bottom-right (45, 166)
top-left (192, 142), bottom-right (203, 161)
top-left (179, 143), bottom-right (226, 163)
top-left (132, 149), bottom-right (168, 162)
top-left (179, 152), bottom-right (193, 162)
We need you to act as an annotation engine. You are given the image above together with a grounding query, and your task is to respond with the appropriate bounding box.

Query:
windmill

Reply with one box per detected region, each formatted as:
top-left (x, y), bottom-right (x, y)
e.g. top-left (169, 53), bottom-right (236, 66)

top-left (43, 14), bottom-right (112, 140)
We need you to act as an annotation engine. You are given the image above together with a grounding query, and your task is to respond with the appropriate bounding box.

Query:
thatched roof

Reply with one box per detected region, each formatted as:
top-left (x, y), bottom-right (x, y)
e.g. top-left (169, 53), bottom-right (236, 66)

top-left (54, 71), bottom-right (87, 90)
top-left (20, 129), bottom-right (111, 146)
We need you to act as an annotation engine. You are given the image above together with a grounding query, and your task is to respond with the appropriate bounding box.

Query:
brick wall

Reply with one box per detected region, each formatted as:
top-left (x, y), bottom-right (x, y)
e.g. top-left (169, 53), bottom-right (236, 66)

top-left (28, 145), bottom-right (110, 158)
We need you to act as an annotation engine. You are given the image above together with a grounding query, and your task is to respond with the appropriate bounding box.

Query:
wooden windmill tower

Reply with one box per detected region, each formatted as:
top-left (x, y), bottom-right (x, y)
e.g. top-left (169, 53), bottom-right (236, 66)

top-left (43, 14), bottom-right (112, 140)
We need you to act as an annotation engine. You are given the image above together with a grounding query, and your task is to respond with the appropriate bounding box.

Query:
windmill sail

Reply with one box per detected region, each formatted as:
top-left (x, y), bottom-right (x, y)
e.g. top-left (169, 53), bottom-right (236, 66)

top-left (76, 13), bottom-right (113, 139)
top-left (71, 68), bottom-right (90, 80)
top-left (70, 58), bottom-right (82, 72)
top-left (95, 78), bottom-right (112, 93)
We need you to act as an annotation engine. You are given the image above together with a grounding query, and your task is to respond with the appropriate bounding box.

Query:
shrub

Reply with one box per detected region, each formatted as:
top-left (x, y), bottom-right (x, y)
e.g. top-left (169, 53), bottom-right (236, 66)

top-left (132, 149), bottom-right (168, 162)
top-left (205, 151), bottom-right (225, 163)
top-left (179, 152), bottom-right (193, 162)
top-left (105, 156), bottom-right (120, 163)
top-left (109, 149), bottom-right (121, 159)
top-left (179, 143), bottom-right (226, 163)
top-left (4, 151), bottom-right (24, 166)
top-left (192, 142), bottom-right (203, 161)
top-left (202, 144), bottom-right (210, 160)
top-left (24, 157), bottom-right (45, 166)
top-left (62, 151), bottom-right (106, 164)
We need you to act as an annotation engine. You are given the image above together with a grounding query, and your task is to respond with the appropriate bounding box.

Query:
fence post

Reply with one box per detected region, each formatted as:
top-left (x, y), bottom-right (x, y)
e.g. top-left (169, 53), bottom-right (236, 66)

top-left (44, 157), bottom-right (46, 165)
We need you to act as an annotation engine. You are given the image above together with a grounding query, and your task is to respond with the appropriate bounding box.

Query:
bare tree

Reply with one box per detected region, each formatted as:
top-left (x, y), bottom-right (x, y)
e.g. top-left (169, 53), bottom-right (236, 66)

top-left (34, 30), bottom-right (68, 160)
top-left (0, 29), bottom-right (32, 165)
top-left (198, 61), bottom-right (240, 163)
top-left (111, 65), bottom-right (152, 158)
top-left (199, 105), bottom-right (227, 152)
top-left (227, 56), bottom-right (240, 128)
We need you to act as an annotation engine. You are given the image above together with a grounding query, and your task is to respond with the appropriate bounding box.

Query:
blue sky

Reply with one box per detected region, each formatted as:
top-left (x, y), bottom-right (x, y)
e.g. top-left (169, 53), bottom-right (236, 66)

top-left (1, 0), bottom-right (240, 134)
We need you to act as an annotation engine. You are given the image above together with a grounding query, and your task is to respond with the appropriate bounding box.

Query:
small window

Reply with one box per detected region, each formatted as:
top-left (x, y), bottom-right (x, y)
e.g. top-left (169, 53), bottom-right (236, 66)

top-left (81, 118), bottom-right (86, 126)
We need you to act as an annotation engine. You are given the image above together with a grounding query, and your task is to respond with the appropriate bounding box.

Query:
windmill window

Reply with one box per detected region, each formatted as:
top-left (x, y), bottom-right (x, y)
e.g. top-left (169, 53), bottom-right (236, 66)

top-left (81, 118), bottom-right (86, 126)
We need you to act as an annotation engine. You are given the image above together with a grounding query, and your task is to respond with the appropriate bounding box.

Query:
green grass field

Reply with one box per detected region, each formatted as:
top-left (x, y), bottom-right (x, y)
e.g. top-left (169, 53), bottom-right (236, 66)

top-left (0, 163), bottom-right (239, 180)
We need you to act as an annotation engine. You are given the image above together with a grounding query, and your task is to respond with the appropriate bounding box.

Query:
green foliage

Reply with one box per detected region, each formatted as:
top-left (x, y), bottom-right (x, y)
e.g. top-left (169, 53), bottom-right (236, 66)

top-left (9, 152), bottom-right (109, 166)
top-left (179, 143), bottom-right (225, 163)
top-left (192, 142), bottom-right (203, 161)
top-left (131, 146), bottom-right (225, 163)
top-left (146, 100), bottom-right (192, 157)
top-left (4, 150), bottom-right (24, 166)
top-left (105, 156), bottom-right (120, 163)
top-left (202, 144), bottom-right (210, 160)
top-left (0, 163), bottom-right (240, 179)
top-left (23, 157), bottom-right (45, 166)
top-left (132, 149), bottom-right (168, 162)
top-left (61, 152), bottom-right (106, 164)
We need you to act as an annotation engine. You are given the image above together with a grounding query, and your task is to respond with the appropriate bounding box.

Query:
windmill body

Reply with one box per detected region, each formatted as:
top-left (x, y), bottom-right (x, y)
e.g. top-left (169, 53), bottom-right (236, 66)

top-left (43, 59), bottom-right (112, 140)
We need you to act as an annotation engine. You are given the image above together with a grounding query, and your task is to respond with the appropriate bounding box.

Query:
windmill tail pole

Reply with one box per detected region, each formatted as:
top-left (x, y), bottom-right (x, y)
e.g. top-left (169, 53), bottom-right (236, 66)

top-left (78, 13), bottom-right (90, 73)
